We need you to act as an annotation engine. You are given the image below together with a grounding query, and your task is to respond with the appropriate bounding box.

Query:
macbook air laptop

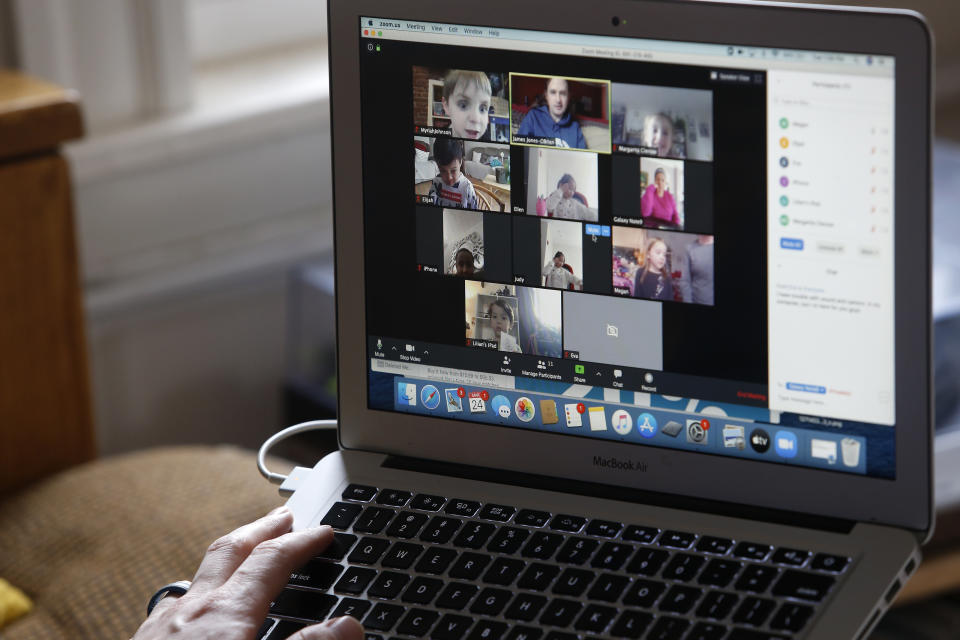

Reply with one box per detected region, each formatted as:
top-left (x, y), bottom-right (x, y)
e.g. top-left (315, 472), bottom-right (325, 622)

top-left (268, 2), bottom-right (934, 638)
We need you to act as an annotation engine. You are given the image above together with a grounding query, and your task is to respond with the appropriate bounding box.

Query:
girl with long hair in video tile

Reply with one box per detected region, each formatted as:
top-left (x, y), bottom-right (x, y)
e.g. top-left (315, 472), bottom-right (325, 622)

top-left (633, 237), bottom-right (674, 301)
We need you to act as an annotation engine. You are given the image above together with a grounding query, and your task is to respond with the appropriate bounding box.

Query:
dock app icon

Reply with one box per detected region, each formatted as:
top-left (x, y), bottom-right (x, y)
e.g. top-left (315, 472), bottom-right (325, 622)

top-left (398, 382), bottom-right (416, 406)
top-left (564, 403), bottom-right (582, 427)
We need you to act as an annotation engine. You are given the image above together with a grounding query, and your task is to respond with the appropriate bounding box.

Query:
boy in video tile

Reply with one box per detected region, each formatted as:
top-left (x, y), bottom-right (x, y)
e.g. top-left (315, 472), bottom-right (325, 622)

top-left (489, 299), bottom-right (521, 352)
top-left (542, 251), bottom-right (582, 290)
top-left (641, 167), bottom-right (680, 227)
top-left (455, 247), bottom-right (483, 277)
top-left (634, 237), bottom-right (674, 301)
top-left (428, 138), bottom-right (479, 209)
top-left (442, 70), bottom-right (493, 140)
top-left (516, 77), bottom-right (586, 149)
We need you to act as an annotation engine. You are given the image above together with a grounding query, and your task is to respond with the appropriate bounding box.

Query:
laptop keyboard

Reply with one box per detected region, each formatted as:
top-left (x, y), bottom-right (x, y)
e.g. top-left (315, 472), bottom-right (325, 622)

top-left (260, 485), bottom-right (851, 640)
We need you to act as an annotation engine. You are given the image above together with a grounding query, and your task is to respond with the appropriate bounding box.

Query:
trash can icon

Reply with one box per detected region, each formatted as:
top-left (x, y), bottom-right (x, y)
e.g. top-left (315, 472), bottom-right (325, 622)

top-left (841, 438), bottom-right (861, 467)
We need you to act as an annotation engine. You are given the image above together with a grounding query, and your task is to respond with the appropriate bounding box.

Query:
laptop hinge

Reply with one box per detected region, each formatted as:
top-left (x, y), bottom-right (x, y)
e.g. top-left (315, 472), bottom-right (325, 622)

top-left (383, 455), bottom-right (856, 534)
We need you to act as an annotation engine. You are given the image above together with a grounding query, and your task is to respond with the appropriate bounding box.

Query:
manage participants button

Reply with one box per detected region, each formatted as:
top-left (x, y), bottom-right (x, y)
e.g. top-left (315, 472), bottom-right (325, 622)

top-left (780, 237), bottom-right (804, 251)
top-left (786, 382), bottom-right (826, 394)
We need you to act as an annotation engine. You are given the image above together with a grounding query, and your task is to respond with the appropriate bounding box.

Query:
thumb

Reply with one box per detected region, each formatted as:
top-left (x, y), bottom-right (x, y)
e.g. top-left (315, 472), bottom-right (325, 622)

top-left (290, 616), bottom-right (364, 640)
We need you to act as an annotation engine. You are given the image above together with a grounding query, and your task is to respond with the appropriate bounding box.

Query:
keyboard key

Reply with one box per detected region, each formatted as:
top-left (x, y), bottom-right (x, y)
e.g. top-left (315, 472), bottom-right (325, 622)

top-left (466, 620), bottom-right (507, 639)
top-left (626, 547), bottom-right (669, 575)
top-left (539, 598), bottom-right (582, 628)
top-left (770, 602), bottom-right (814, 632)
top-left (586, 573), bottom-right (629, 602)
top-left (445, 499), bottom-right (481, 517)
top-left (483, 557), bottom-right (525, 585)
top-left (385, 511), bottom-right (429, 538)
top-left (410, 493), bottom-right (446, 511)
top-left (647, 615), bottom-right (689, 640)
top-left (478, 503), bottom-right (516, 521)
top-left (415, 546), bottom-right (457, 574)
top-left (771, 569), bottom-right (835, 601)
top-left (610, 610), bottom-right (653, 638)
top-left (288, 559), bottom-right (343, 590)
top-left (735, 564), bottom-right (779, 593)
top-left (659, 530), bottom-right (696, 549)
top-left (348, 537), bottom-right (390, 564)
top-left (697, 590), bottom-right (739, 620)
top-left (433, 614), bottom-right (475, 639)
top-left (622, 525), bottom-right (659, 544)
top-left (732, 596), bottom-right (776, 626)
top-left (420, 516), bottom-right (462, 544)
top-left (811, 553), bottom-right (851, 573)
top-left (269, 589), bottom-right (336, 621)
top-left (550, 514), bottom-right (586, 532)
top-left (622, 578), bottom-right (665, 607)
top-left (591, 541), bottom-right (635, 570)
top-left (331, 597), bottom-right (372, 620)
top-left (518, 562), bottom-right (560, 590)
top-left (507, 626), bottom-right (544, 640)
top-left (363, 603), bottom-right (405, 631)
top-left (516, 509), bottom-right (551, 527)
top-left (453, 521), bottom-right (496, 549)
top-left (435, 582), bottom-right (477, 610)
top-left (262, 620), bottom-right (303, 639)
top-left (659, 585), bottom-right (703, 614)
top-left (575, 604), bottom-right (617, 632)
top-left (353, 507), bottom-right (395, 534)
top-left (772, 547), bottom-right (811, 566)
top-left (732, 542), bottom-right (771, 561)
top-left (397, 608), bottom-right (439, 636)
top-left (342, 484), bottom-right (378, 502)
top-left (552, 568), bottom-right (595, 596)
top-left (543, 633), bottom-right (574, 640)
top-left (367, 571), bottom-right (409, 599)
top-left (698, 558), bottom-right (742, 588)
top-left (364, 634), bottom-right (383, 640)
top-left (505, 593), bottom-right (548, 621)
top-left (696, 536), bottom-right (733, 556)
top-left (375, 489), bottom-right (412, 507)
top-left (687, 622), bottom-right (729, 640)
top-left (381, 541), bottom-right (423, 569)
top-left (401, 576), bottom-right (443, 604)
top-left (585, 519), bottom-right (622, 537)
top-left (449, 552), bottom-right (490, 580)
top-left (316, 532), bottom-right (357, 560)
top-left (321, 502), bottom-right (363, 530)
top-left (334, 567), bottom-right (377, 594)
top-left (662, 553), bottom-right (705, 582)
top-left (522, 532), bottom-right (564, 559)
top-left (726, 630), bottom-right (790, 640)
top-left (556, 536), bottom-right (599, 565)
top-left (487, 527), bottom-right (530, 554)
top-left (470, 587), bottom-right (512, 616)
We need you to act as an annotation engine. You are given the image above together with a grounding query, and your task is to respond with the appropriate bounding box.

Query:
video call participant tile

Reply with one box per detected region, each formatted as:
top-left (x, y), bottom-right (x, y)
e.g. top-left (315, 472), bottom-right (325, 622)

top-left (611, 226), bottom-right (715, 305)
top-left (562, 291), bottom-right (663, 370)
top-left (611, 83), bottom-right (714, 161)
top-left (414, 135), bottom-right (513, 212)
top-left (464, 281), bottom-right (562, 357)
top-left (510, 218), bottom-right (611, 294)
top-left (509, 73), bottom-right (612, 153)
top-left (523, 147), bottom-right (599, 222)
top-left (415, 207), bottom-right (511, 282)
top-left (611, 156), bottom-right (714, 232)
top-left (412, 66), bottom-right (509, 142)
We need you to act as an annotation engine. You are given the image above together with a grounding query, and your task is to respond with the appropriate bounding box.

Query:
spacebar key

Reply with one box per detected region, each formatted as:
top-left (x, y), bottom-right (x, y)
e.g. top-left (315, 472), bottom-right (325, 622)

top-left (771, 570), bottom-right (835, 602)
top-left (727, 629), bottom-right (789, 640)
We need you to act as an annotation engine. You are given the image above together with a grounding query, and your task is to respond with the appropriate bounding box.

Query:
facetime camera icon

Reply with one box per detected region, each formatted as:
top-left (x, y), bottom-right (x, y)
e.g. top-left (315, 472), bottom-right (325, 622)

top-left (606, 324), bottom-right (619, 338)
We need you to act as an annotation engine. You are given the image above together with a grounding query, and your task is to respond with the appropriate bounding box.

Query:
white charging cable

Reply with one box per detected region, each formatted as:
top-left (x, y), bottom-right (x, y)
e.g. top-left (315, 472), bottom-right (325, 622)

top-left (257, 419), bottom-right (338, 485)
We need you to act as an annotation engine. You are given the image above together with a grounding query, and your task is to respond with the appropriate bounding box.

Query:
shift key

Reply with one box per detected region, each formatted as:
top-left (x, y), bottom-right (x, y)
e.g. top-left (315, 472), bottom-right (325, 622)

top-left (772, 570), bottom-right (835, 602)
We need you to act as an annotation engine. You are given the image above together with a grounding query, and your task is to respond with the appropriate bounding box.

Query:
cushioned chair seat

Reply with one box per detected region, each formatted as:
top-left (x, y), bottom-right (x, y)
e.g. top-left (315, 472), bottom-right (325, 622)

top-left (0, 446), bottom-right (284, 640)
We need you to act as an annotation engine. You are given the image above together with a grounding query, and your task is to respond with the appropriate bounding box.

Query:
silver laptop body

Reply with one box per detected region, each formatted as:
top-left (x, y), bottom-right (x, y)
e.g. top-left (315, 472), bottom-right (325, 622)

top-left (277, 2), bottom-right (933, 639)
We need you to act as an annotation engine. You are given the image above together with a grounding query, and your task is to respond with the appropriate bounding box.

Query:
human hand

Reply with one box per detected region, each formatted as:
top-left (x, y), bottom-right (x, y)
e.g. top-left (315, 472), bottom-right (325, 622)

top-left (133, 507), bottom-right (364, 640)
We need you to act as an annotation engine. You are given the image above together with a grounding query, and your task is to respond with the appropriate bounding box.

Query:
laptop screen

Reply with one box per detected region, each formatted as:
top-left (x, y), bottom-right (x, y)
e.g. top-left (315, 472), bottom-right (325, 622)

top-left (357, 17), bottom-right (896, 479)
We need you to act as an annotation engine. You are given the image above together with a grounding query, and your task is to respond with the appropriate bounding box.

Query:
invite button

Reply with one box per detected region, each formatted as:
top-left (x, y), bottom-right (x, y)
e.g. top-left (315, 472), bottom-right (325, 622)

top-left (780, 237), bottom-right (804, 251)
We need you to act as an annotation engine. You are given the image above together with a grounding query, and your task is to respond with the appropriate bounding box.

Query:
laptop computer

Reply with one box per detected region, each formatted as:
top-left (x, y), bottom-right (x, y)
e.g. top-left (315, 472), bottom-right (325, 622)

top-left (269, 2), bottom-right (934, 638)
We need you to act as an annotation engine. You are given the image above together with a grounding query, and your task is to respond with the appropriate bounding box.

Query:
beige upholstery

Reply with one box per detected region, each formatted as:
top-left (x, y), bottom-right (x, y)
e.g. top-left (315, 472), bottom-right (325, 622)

top-left (0, 446), bottom-right (284, 640)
